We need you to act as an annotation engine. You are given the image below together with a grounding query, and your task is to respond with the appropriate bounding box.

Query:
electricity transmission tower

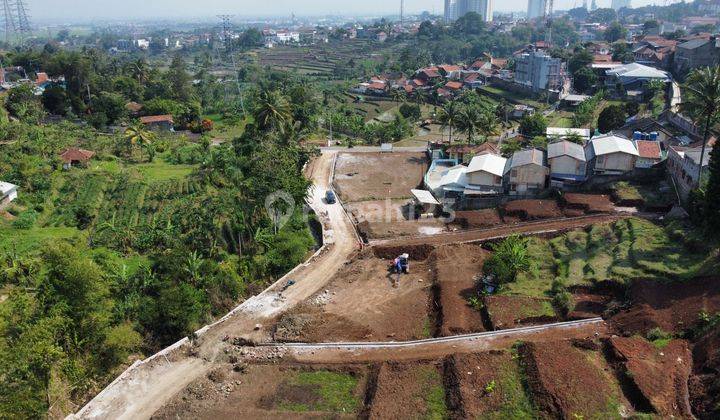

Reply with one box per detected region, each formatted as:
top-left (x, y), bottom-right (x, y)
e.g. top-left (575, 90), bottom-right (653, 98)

top-left (1, 0), bottom-right (31, 44)
top-left (400, 0), bottom-right (404, 26)
top-left (217, 14), bottom-right (233, 48)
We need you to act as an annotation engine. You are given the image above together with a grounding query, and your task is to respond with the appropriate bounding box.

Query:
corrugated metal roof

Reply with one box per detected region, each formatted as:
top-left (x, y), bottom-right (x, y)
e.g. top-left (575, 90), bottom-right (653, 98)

top-left (606, 62), bottom-right (670, 80)
top-left (0, 181), bottom-right (18, 195)
top-left (588, 134), bottom-right (639, 157)
top-left (510, 148), bottom-right (545, 168)
top-left (548, 140), bottom-right (587, 161)
top-left (546, 127), bottom-right (591, 139)
top-left (410, 189), bottom-right (440, 205)
top-left (466, 154), bottom-right (508, 177)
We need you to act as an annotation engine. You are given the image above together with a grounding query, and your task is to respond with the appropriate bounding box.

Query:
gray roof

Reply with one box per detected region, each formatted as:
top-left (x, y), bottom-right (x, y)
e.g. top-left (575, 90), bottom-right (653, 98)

top-left (510, 148), bottom-right (545, 168)
top-left (606, 62), bottom-right (670, 81)
top-left (678, 38), bottom-right (710, 50)
top-left (0, 181), bottom-right (18, 196)
top-left (685, 148), bottom-right (713, 166)
top-left (547, 141), bottom-right (587, 162)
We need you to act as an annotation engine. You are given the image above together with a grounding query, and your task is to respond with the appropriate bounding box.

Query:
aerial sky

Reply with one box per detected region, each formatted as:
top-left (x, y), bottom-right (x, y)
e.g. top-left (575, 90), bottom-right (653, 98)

top-left (31, 0), bottom-right (662, 21)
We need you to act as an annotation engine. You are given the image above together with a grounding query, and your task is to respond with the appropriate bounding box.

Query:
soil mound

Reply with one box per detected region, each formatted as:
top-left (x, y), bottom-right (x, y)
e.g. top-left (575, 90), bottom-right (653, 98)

top-left (274, 305), bottom-right (373, 342)
top-left (607, 336), bottom-right (693, 418)
top-left (610, 277), bottom-right (720, 336)
top-left (521, 341), bottom-right (616, 419)
top-left (502, 199), bottom-right (563, 222)
top-left (450, 209), bottom-right (504, 229)
top-left (562, 193), bottom-right (615, 214)
top-left (372, 243), bottom-right (434, 261)
top-left (689, 326), bottom-right (720, 419)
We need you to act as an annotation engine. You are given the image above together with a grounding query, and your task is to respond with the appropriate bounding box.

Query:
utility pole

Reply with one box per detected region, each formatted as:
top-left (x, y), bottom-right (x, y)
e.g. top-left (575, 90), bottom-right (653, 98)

top-left (400, 0), bottom-right (404, 27)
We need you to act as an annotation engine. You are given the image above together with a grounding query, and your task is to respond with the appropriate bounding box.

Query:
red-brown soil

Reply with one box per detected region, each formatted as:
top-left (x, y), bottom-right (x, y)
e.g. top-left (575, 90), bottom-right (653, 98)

top-left (607, 337), bottom-right (693, 418)
top-left (562, 193), bottom-right (615, 214)
top-left (521, 341), bottom-right (618, 419)
top-left (444, 351), bottom-right (520, 418)
top-left (485, 296), bottom-right (557, 329)
top-left (502, 199), bottom-right (563, 223)
top-left (431, 244), bottom-right (489, 335)
top-left (689, 326), bottom-right (720, 419)
top-left (275, 250), bottom-right (434, 342)
top-left (610, 277), bottom-right (720, 336)
top-left (153, 364), bottom-right (368, 419)
top-left (367, 361), bottom-right (445, 419)
top-left (568, 284), bottom-right (622, 319)
top-left (333, 152), bottom-right (428, 202)
top-left (449, 209), bottom-right (504, 229)
top-left (349, 199), bottom-right (447, 240)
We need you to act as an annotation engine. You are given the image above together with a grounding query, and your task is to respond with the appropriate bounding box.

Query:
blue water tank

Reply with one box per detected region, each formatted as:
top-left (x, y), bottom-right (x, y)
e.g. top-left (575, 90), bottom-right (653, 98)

top-left (650, 132), bottom-right (659, 141)
top-left (633, 131), bottom-right (642, 140)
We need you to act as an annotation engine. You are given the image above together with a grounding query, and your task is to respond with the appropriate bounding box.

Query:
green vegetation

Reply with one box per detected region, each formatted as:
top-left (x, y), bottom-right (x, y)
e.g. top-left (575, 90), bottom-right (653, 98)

top-left (482, 356), bottom-right (537, 419)
top-left (279, 370), bottom-right (361, 413)
top-left (484, 235), bottom-right (534, 285)
top-left (612, 181), bottom-right (675, 209)
top-left (420, 367), bottom-right (448, 420)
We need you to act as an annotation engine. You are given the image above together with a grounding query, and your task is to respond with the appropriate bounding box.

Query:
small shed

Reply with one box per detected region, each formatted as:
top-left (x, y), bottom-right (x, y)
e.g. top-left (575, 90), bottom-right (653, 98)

top-left (410, 189), bottom-right (440, 216)
top-left (140, 115), bottom-right (174, 131)
top-left (60, 148), bottom-right (95, 170)
top-left (0, 181), bottom-right (18, 206)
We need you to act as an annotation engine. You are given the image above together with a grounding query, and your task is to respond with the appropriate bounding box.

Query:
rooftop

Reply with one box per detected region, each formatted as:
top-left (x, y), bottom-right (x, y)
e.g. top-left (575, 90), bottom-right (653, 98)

top-left (548, 140), bottom-right (587, 162)
top-left (466, 153), bottom-right (508, 177)
top-left (510, 148), bottom-right (545, 168)
top-left (60, 148), bottom-right (95, 163)
top-left (588, 134), bottom-right (639, 157)
top-left (140, 115), bottom-right (174, 124)
top-left (635, 140), bottom-right (662, 159)
top-left (0, 181), bottom-right (18, 195)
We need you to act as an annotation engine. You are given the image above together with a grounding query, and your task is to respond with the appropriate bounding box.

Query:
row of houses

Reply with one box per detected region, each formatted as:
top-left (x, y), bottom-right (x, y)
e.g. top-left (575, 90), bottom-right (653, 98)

top-left (425, 133), bottom-right (665, 200)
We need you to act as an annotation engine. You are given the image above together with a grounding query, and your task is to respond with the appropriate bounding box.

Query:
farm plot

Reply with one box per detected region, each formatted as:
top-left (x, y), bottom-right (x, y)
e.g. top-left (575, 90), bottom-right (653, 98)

top-left (153, 364), bottom-right (370, 419)
top-left (501, 199), bottom-right (563, 223)
top-left (367, 361), bottom-right (447, 419)
top-left (333, 152), bottom-right (428, 203)
top-left (562, 193), bottom-right (615, 215)
top-left (46, 172), bottom-right (109, 228)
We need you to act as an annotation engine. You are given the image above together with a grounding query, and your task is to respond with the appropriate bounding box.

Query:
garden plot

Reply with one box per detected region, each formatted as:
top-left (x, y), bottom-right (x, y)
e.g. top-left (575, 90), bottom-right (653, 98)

top-left (333, 152), bottom-right (427, 203)
top-left (153, 364), bottom-right (370, 419)
top-left (562, 193), bottom-right (615, 216)
top-left (501, 199), bottom-right (563, 223)
top-left (367, 361), bottom-right (447, 419)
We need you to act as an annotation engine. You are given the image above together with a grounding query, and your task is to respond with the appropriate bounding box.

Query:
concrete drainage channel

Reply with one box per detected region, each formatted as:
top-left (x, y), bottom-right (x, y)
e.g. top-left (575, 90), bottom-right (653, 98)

top-left (257, 318), bottom-right (605, 349)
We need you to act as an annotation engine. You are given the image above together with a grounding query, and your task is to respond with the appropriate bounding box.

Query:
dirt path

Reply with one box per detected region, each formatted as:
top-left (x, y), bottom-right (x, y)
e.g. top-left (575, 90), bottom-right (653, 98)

top-left (73, 151), bottom-right (360, 420)
top-left (268, 319), bottom-right (609, 364)
top-left (372, 214), bottom-right (629, 247)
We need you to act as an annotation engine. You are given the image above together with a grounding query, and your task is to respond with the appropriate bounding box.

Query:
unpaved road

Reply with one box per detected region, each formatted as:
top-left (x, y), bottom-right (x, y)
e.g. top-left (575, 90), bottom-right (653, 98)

top-left (73, 151), bottom-right (360, 420)
top-left (373, 213), bottom-right (629, 247)
top-left (254, 318), bottom-right (609, 364)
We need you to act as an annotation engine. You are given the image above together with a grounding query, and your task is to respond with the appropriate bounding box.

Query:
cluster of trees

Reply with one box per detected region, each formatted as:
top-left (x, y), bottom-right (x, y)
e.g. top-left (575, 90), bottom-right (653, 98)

top-left (0, 46), bottom-right (321, 417)
top-left (436, 91), bottom-right (501, 144)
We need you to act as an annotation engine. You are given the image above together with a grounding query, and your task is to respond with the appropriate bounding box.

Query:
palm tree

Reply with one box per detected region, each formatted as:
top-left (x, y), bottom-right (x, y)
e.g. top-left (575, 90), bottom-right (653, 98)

top-left (254, 89), bottom-right (292, 134)
top-left (456, 105), bottom-right (480, 144)
top-left (412, 89), bottom-right (428, 105)
top-left (682, 66), bottom-right (720, 181)
top-left (477, 105), bottom-right (501, 141)
top-left (437, 100), bottom-right (460, 144)
top-left (124, 122), bottom-right (156, 162)
top-left (390, 89), bottom-right (406, 104)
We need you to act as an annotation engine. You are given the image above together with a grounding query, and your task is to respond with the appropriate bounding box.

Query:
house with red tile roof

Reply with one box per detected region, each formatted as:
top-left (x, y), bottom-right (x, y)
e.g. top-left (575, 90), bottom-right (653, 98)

top-left (60, 148), bottom-right (95, 170)
top-left (444, 81), bottom-right (463, 91)
top-left (634, 140), bottom-right (663, 168)
top-left (140, 115), bottom-right (175, 131)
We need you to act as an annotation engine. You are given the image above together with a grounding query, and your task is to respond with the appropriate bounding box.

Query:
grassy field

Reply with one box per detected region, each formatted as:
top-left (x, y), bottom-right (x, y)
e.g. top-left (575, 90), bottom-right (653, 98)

top-left (0, 226), bottom-right (81, 254)
top-left (508, 218), bottom-right (717, 299)
top-left (479, 86), bottom-right (548, 110)
top-left (277, 370), bottom-right (361, 413)
top-left (131, 159), bottom-right (196, 182)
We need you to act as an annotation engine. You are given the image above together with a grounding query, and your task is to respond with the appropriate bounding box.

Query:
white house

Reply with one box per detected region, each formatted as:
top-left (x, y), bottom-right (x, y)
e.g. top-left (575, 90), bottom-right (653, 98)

top-left (506, 149), bottom-right (549, 194)
top-left (547, 140), bottom-right (588, 186)
top-left (667, 146), bottom-right (712, 198)
top-left (586, 134), bottom-right (639, 175)
top-left (465, 154), bottom-right (508, 194)
top-left (0, 181), bottom-right (18, 206)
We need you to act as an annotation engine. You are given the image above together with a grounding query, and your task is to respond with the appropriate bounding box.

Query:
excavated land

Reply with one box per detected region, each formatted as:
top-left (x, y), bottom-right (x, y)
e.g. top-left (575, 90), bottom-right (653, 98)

top-left (521, 340), bottom-right (631, 419)
top-left (610, 276), bottom-right (720, 336)
top-left (562, 193), bottom-right (615, 215)
top-left (606, 336), bottom-right (693, 418)
top-left (502, 199), bottom-right (564, 223)
top-left (485, 296), bottom-right (557, 329)
top-left (690, 326), bottom-right (720, 419)
top-left (333, 152), bottom-right (428, 203)
top-left (449, 209), bottom-right (504, 230)
top-left (366, 361), bottom-right (446, 419)
top-left (349, 199), bottom-right (447, 240)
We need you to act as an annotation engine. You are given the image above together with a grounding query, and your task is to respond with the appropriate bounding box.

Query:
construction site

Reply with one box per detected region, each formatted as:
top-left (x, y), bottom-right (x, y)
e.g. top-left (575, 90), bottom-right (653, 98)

top-left (73, 150), bottom-right (720, 419)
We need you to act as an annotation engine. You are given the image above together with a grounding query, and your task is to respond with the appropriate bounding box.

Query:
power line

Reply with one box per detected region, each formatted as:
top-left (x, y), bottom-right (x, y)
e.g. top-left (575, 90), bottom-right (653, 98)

top-left (1, 0), bottom-right (31, 44)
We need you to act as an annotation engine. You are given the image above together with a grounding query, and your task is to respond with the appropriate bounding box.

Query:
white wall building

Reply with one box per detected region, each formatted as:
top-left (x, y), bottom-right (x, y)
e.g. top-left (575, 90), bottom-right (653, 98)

top-left (514, 51), bottom-right (565, 92)
top-left (527, 0), bottom-right (546, 20)
top-left (445, 0), bottom-right (493, 22)
top-left (0, 181), bottom-right (18, 206)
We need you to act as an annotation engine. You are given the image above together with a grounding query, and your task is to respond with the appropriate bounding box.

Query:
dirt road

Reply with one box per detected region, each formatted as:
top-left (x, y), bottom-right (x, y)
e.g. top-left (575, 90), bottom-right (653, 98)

top-left (73, 151), bottom-right (360, 420)
top-left (259, 318), bottom-right (609, 364)
top-left (372, 213), bottom-right (628, 247)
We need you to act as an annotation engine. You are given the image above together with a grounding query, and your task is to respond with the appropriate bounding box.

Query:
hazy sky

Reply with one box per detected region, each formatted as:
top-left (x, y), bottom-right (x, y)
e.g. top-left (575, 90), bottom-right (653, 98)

top-left (31, 0), bottom-right (660, 21)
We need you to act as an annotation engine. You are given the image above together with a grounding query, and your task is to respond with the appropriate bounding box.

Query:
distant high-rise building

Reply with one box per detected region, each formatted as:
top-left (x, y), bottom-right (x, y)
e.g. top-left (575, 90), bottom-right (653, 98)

top-left (611, 0), bottom-right (631, 10)
top-left (591, 0), bottom-right (598, 10)
top-left (444, 0), bottom-right (493, 22)
top-left (527, 0), bottom-right (547, 19)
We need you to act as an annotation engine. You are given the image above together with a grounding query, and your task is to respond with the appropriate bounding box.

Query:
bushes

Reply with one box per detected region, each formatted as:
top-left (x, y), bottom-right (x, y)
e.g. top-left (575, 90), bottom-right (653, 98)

top-left (12, 210), bottom-right (38, 229)
top-left (484, 235), bottom-right (533, 284)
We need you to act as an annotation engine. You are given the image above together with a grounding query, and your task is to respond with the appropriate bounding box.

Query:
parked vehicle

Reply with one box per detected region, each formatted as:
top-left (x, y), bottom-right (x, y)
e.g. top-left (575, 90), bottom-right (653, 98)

top-left (325, 190), bottom-right (337, 204)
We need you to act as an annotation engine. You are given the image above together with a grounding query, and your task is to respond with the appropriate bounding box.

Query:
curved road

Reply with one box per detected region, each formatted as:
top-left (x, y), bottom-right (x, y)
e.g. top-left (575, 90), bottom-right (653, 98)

top-left (72, 150), bottom-right (360, 419)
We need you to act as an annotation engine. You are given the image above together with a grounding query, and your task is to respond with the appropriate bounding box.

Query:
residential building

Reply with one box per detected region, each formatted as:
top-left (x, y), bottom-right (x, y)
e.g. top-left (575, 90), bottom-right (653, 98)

top-left (667, 146), bottom-right (712, 197)
top-left (586, 134), bottom-right (639, 175)
top-left (527, 0), bottom-right (546, 20)
top-left (465, 153), bottom-right (508, 193)
top-left (672, 36), bottom-right (720, 76)
top-left (547, 140), bottom-right (588, 186)
top-left (514, 50), bottom-right (565, 92)
top-left (446, 143), bottom-right (499, 164)
top-left (605, 62), bottom-right (671, 91)
top-left (0, 181), bottom-right (18, 206)
top-left (634, 140), bottom-right (663, 168)
top-left (546, 127), bottom-right (591, 142)
top-left (444, 0), bottom-right (493, 22)
top-left (611, 0), bottom-right (631, 10)
top-left (140, 115), bottom-right (175, 132)
top-left (506, 149), bottom-right (549, 194)
top-left (60, 148), bottom-right (95, 170)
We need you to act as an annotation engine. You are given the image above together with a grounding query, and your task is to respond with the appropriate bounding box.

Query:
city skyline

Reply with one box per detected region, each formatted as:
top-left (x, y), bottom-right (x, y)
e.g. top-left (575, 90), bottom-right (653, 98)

top-left (29, 0), bottom-right (665, 21)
